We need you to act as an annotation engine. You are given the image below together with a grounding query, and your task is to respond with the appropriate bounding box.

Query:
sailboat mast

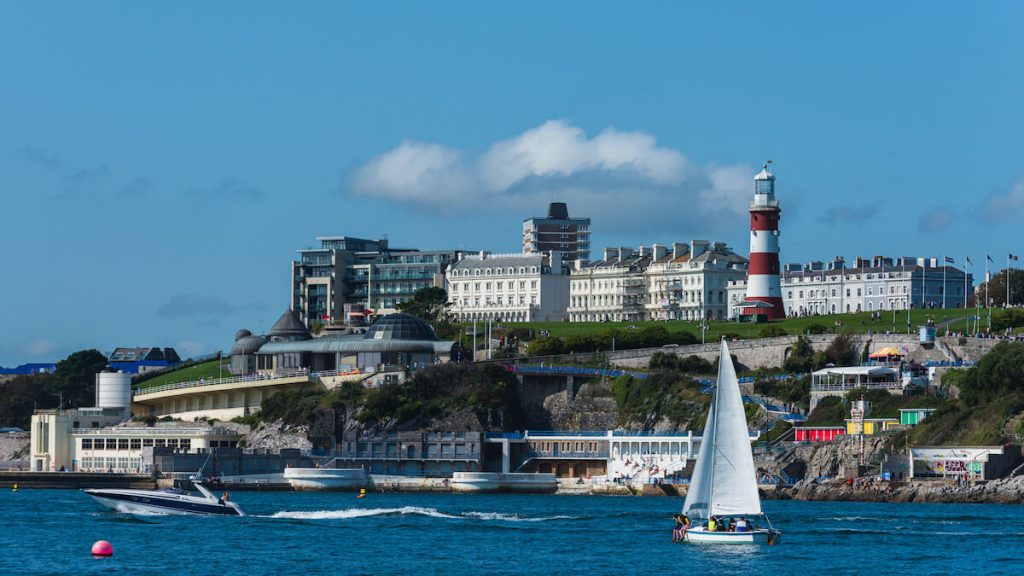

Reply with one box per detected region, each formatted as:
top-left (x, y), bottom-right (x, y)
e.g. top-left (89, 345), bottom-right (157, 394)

top-left (707, 345), bottom-right (724, 514)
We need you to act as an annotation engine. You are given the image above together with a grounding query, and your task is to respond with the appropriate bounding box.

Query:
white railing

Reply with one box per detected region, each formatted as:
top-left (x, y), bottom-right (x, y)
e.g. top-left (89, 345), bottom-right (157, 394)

top-left (811, 381), bottom-right (903, 392)
top-left (134, 368), bottom-right (364, 397)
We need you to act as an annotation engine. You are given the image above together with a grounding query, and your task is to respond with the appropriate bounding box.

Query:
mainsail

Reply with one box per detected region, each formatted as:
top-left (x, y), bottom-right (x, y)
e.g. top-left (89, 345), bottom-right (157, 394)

top-left (682, 340), bottom-right (762, 519)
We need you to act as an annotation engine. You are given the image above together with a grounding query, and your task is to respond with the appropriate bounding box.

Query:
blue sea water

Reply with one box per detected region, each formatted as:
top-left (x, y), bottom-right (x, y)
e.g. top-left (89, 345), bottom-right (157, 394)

top-left (2, 489), bottom-right (1023, 575)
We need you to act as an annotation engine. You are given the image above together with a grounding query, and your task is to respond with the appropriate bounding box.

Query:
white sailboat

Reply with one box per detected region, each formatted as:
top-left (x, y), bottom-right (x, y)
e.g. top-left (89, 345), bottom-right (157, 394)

top-left (680, 339), bottom-right (781, 544)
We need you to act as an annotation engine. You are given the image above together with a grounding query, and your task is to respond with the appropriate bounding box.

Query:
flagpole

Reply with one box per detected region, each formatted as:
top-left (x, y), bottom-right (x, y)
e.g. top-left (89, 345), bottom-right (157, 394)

top-left (942, 257), bottom-right (947, 310)
top-left (964, 256), bottom-right (969, 310)
top-left (1008, 253), bottom-right (1011, 310)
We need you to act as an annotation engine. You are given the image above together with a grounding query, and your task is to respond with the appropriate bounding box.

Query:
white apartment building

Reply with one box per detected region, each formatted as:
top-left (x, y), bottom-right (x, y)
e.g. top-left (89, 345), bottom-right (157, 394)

top-left (568, 247), bottom-right (653, 322)
top-left (568, 241), bottom-right (747, 322)
top-left (727, 256), bottom-right (973, 318)
top-left (446, 251), bottom-right (570, 322)
top-left (645, 241), bottom-right (749, 321)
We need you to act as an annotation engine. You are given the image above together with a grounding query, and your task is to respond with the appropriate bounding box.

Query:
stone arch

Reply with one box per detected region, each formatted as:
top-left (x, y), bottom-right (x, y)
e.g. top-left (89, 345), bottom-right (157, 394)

top-left (573, 463), bottom-right (588, 478)
top-left (556, 462), bottom-right (571, 477)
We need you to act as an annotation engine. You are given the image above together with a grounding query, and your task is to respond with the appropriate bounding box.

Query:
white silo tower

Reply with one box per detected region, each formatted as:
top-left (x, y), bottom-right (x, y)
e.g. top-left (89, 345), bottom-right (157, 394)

top-left (95, 370), bottom-right (132, 410)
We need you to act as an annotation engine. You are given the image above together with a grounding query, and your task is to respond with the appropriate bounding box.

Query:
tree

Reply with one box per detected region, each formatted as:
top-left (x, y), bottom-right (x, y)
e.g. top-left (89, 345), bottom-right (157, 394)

top-left (397, 287), bottom-right (450, 322)
top-left (975, 268), bottom-right (1024, 308)
top-left (784, 335), bottom-right (815, 373)
top-left (53, 349), bottom-right (109, 408)
top-left (824, 334), bottom-right (858, 367)
top-left (0, 374), bottom-right (57, 429)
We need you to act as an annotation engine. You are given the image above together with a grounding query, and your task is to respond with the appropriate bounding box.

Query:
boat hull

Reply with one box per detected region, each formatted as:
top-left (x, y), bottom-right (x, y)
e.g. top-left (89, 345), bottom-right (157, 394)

top-left (84, 489), bottom-right (243, 516)
top-left (683, 526), bottom-right (778, 545)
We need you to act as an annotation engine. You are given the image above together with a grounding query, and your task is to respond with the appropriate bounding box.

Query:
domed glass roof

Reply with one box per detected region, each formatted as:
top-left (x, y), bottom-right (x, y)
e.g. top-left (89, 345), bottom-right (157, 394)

top-left (363, 313), bottom-right (437, 341)
top-left (231, 334), bottom-right (267, 355)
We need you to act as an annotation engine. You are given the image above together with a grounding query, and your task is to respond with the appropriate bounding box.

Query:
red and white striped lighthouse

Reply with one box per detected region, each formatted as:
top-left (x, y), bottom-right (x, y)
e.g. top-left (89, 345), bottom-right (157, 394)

top-left (741, 162), bottom-right (786, 320)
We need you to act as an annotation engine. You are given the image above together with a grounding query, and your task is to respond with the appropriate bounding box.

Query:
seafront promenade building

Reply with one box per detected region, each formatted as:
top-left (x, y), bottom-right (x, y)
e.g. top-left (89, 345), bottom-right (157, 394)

top-left (446, 251), bottom-right (570, 322)
top-left (567, 241), bottom-right (747, 322)
top-left (727, 256), bottom-right (973, 319)
top-left (291, 236), bottom-right (463, 328)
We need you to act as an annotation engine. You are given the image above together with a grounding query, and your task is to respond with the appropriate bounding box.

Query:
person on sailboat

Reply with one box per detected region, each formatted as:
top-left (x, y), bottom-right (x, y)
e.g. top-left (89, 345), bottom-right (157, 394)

top-left (735, 517), bottom-right (749, 532)
top-left (672, 515), bottom-right (684, 542)
top-left (707, 516), bottom-right (717, 532)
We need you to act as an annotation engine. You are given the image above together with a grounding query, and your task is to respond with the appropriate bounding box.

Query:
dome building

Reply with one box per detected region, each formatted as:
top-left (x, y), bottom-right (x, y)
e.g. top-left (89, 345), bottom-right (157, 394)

top-left (239, 312), bottom-right (459, 375)
top-left (229, 329), bottom-right (268, 374)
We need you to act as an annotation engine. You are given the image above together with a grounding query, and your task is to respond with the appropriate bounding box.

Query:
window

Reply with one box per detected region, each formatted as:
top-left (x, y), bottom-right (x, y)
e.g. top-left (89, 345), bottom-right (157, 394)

top-left (130, 439), bottom-right (141, 450)
top-left (81, 439), bottom-right (93, 450)
top-left (105, 438), bottom-right (116, 450)
top-left (142, 438), bottom-right (154, 447)
top-left (531, 280), bottom-right (537, 289)
top-left (117, 439), bottom-right (129, 450)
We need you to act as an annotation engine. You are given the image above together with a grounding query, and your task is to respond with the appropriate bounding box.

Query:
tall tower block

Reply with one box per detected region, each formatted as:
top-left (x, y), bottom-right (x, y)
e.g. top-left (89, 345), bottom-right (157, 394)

top-left (742, 162), bottom-right (786, 320)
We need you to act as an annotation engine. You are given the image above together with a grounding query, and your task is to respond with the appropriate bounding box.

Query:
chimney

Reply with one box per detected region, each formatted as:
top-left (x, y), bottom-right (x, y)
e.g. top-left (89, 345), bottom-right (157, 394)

top-left (652, 244), bottom-right (668, 259)
top-left (672, 242), bottom-right (690, 259)
top-left (690, 240), bottom-right (709, 258)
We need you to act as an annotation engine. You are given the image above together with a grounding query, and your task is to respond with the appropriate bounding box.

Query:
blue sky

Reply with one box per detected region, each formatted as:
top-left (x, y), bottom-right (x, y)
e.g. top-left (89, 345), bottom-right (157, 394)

top-left (2, 1), bottom-right (1022, 365)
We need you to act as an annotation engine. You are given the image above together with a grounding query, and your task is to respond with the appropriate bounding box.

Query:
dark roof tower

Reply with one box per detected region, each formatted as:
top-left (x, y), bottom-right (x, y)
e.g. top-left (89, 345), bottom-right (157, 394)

top-left (268, 309), bottom-right (312, 342)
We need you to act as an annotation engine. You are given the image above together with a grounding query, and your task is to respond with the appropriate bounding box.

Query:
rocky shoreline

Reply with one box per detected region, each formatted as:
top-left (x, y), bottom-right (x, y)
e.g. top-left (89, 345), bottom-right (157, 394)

top-left (763, 475), bottom-right (1024, 505)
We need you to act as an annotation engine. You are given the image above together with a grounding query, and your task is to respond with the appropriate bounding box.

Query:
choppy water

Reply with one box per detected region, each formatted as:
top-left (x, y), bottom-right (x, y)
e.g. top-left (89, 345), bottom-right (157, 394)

top-left (3, 489), bottom-right (1023, 575)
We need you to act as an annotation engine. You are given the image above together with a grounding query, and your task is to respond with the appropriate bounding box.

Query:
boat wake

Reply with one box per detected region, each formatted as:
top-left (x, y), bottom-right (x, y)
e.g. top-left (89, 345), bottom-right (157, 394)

top-left (266, 506), bottom-right (573, 522)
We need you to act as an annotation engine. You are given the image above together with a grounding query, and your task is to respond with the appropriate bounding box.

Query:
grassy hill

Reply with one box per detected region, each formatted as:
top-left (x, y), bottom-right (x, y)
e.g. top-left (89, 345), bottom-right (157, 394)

top-left (477, 308), bottom-right (973, 344)
top-left (135, 358), bottom-right (231, 390)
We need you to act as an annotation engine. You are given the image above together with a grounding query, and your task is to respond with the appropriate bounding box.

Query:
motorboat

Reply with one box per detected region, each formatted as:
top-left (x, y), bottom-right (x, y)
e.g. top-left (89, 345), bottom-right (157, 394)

top-left (84, 474), bottom-right (245, 516)
top-left (679, 339), bottom-right (781, 545)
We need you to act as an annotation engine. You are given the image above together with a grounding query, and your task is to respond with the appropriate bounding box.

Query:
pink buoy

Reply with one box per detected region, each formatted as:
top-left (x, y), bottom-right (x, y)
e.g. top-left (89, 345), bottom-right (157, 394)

top-left (91, 540), bottom-right (113, 557)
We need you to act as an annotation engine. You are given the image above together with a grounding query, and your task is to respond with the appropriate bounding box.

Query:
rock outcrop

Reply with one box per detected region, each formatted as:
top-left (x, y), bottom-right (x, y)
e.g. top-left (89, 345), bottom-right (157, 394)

top-left (776, 475), bottom-right (1024, 505)
top-left (241, 420), bottom-right (312, 451)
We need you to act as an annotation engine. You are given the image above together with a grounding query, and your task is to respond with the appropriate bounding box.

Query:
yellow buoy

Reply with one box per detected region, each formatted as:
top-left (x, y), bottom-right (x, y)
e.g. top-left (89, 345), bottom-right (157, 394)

top-left (356, 488), bottom-right (366, 499)
top-left (12, 484), bottom-right (18, 492)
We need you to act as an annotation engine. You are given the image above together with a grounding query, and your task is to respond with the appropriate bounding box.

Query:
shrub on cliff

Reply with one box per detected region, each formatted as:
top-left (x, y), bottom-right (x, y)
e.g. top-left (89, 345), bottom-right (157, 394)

top-left (759, 325), bottom-right (787, 338)
top-left (611, 372), bottom-right (707, 429)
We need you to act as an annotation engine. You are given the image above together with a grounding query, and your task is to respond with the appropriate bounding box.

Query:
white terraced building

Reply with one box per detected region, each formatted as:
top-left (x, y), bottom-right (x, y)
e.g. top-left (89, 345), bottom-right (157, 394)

top-left (568, 241), bottom-right (748, 322)
top-left (568, 247), bottom-right (652, 322)
top-left (727, 255), bottom-right (973, 318)
top-left (644, 240), bottom-right (748, 321)
top-left (446, 251), bottom-right (570, 322)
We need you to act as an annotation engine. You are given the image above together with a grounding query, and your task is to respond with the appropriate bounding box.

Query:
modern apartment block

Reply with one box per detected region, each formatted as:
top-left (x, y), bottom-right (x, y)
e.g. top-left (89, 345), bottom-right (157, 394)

top-left (522, 202), bottom-right (591, 264)
top-left (726, 256), bottom-right (973, 318)
top-left (568, 241), bottom-right (748, 322)
top-left (291, 236), bottom-right (462, 328)
top-left (446, 251), bottom-right (570, 322)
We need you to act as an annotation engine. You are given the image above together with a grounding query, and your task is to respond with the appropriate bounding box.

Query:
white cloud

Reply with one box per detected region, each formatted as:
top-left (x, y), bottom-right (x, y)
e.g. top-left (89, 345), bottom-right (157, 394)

top-left (347, 120), bottom-right (757, 234)
top-left (919, 207), bottom-right (952, 232)
top-left (23, 339), bottom-right (60, 357)
top-left (983, 178), bottom-right (1024, 223)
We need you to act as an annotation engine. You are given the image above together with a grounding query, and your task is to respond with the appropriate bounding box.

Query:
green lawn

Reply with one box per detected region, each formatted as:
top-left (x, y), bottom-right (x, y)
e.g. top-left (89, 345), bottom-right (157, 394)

top-left (475, 308), bottom-right (973, 342)
top-left (136, 358), bottom-right (232, 389)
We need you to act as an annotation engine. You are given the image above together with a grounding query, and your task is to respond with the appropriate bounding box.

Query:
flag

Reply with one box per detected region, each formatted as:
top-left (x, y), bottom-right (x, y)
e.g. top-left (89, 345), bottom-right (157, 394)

top-left (986, 254), bottom-right (994, 262)
top-left (1011, 253), bottom-right (1020, 262)
top-left (944, 256), bottom-right (955, 264)
top-left (965, 256), bottom-right (973, 266)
